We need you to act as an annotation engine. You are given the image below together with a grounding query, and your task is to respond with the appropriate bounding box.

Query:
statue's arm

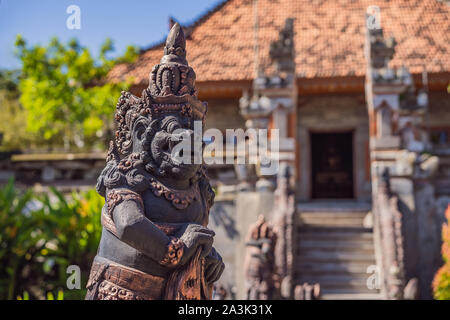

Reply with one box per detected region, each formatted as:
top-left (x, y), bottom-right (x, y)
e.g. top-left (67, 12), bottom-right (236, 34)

top-left (111, 199), bottom-right (173, 264)
top-left (106, 189), bottom-right (214, 267)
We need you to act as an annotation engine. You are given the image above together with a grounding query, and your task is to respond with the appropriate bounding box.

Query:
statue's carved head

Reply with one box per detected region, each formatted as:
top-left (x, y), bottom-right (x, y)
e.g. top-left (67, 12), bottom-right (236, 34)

top-left (97, 23), bottom-right (210, 196)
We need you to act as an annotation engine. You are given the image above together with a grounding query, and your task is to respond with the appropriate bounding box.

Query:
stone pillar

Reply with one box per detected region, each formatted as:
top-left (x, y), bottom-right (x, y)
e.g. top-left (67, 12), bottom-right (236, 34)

top-left (238, 18), bottom-right (297, 300)
top-left (365, 18), bottom-right (432, 299)
top-left (272, 163), bottom-right (296, 299)
top-left (239, 18), bottom-right (297, 190)
top-left (365, 24), bottom-right (407, 300)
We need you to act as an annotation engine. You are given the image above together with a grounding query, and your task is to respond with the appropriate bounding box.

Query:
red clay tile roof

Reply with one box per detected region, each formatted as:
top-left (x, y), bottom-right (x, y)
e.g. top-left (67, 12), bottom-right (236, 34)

top-left (108, 0), bottom-right (450, 85)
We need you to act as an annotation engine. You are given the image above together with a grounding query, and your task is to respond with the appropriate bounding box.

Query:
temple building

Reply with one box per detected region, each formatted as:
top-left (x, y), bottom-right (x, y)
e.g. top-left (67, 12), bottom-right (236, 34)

top-left (109, 0), bottom-right (450, 300)
top-left (8, 0), bottom-right (450, 299)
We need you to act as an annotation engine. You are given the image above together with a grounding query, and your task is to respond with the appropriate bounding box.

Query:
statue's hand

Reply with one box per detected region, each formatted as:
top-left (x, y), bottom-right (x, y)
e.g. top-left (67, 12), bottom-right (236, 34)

top-left (177, 223), bottom-right (215, 266)
top-left (204, 247), bottom-right (225, 284)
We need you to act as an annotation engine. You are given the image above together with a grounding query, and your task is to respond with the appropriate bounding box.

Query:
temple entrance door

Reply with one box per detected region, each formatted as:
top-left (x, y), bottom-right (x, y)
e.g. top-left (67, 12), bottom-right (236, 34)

top-left (310, 131), bottom-right (354, 199)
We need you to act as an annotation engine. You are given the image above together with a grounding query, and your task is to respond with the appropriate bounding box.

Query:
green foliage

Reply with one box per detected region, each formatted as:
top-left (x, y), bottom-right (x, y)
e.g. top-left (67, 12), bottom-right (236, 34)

top-left (0, 70), bottom-right (37, 151)
top-left (0, 179), bottom-right (35, 299)
top-left (14, 35), bottom-right (137, 150)
top-left (17, 289), bottom-right (63, 300)
top-left (433, 205), bottom-right (450, 300)
top-left (16, 291), bottom-right (30, 300)
top-left (0, 178), bottom-right (104, 300)
top-left (45, 290), bottom-right (64, 300)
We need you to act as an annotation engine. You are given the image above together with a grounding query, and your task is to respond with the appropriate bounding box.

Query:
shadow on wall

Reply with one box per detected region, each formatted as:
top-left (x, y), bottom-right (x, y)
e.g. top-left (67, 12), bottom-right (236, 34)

top-left (210, 201), bottom-right (238, 239)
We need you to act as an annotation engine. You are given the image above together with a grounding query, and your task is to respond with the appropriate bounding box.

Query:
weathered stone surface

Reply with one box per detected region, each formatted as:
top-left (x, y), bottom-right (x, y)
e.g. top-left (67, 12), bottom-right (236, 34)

top-left (294, 283), bottom-right (320, 300)
top-left (235, 191), bottom-right (274, 299)
top-left (208, 200), bottom-right (238, 298)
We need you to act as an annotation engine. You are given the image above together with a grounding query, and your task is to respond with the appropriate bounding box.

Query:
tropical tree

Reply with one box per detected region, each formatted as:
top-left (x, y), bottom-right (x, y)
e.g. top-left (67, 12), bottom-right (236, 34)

top-left (14, 36), bottom-right (137, 151)
top-left (0, 69), bottom-right (37, 151)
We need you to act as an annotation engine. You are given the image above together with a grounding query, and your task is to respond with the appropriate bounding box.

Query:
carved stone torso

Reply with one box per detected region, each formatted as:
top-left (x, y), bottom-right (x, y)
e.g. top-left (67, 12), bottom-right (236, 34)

top-left (97, 182), bottom-right (208, 277)
top-left (142, 185), bottom-right (207, 224)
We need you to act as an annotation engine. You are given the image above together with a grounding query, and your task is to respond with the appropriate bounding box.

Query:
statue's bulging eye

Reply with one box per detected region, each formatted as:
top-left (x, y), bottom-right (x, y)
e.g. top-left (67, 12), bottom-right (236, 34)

top-left (167, 121), bottom-right (181, 133)
top-left (160, 116), bottom-right (182, 134)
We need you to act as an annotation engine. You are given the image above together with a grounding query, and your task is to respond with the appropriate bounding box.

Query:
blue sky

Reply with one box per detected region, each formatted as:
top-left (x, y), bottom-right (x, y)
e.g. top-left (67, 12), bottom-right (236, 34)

top-left (0, 0), bottom-right (221, 69)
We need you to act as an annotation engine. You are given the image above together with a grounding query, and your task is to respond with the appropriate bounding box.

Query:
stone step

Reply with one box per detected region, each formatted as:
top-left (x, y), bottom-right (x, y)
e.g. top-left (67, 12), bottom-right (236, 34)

top-left (298, 219), bottom-right (365, 227)
top-left (319, 286), bottom-right (381, 295)
top-left (298, 230), bottom-right (374, 242)
top-left (297, 262), bottom-right (375, 275)
top-left (297, 278), bottom-right (374, 293)
top-left (298, 240), bottom-right (374, 251)
top-left (298, 273), bottom-right (371, 283)
top-left (296, 202), bottom-right (371, 213)
top-left (298, 226), bottom-right (373, 233)
top-left (297, 277), bottom-right (376, 292)
top-left (298, 275), bottom-right (371, 284)
top-left (297, 211), bottom-right (368, 227)
top-left (298, 248), bottom-right (374, 257)
top-left (297, 210), bottom-right (369, 218)
top-left (297, 251), bottom-right (376, 263)
top-left (294, 204), bottom-right (377, 299)
top-left (298, 211), bottom-right (367, 220)
top-left (320, 293), bottom-right (382, 300)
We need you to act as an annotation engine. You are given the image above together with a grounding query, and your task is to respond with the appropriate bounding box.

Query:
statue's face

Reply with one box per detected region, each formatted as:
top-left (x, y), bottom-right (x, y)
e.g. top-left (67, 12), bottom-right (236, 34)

top-left (149, 115), bottom-right (201, 181)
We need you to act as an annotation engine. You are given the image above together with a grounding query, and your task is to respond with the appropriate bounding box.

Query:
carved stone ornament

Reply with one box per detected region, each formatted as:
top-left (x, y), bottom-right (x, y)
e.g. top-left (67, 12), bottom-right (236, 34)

top-left (149, 177), bottom-right (200, 210)
top-left (244, 215), bottom-right (278, 300)
top-left (374, 168), bottom-right (406, 299)
top-left (160, 237), bottom-right (184, 267)
top-left (86, 23), bottom-right (224, 300)
top-left (367, 28), bottom-right (396, 70)
top-left (269, 18), bottom-right (295, 73)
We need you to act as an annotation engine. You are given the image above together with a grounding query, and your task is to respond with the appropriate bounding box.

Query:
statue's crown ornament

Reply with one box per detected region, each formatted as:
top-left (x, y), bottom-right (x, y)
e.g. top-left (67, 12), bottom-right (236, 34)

top-left (114, 23), bottom-right (207, 156)
top-left (149, 23), bottom-right (196, 98)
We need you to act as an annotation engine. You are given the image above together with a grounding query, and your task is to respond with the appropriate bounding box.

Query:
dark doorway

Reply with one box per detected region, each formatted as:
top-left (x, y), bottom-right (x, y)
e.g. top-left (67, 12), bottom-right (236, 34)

top-left (311, 132), bottom-right (354, 199)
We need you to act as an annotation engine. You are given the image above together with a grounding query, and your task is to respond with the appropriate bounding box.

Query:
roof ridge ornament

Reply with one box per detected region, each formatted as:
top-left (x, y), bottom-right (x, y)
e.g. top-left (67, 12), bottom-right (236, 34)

top-left (269, 18), bottom-right (295, 73)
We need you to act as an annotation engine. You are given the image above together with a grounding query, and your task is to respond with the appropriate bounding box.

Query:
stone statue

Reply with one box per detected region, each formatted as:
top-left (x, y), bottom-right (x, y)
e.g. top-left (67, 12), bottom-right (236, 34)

top-left (244, 215), bottom-right (278, 300)
top-left (294, 283), bottom-right (321, 300)
top-left (85, 23), bottom-right (224, 300)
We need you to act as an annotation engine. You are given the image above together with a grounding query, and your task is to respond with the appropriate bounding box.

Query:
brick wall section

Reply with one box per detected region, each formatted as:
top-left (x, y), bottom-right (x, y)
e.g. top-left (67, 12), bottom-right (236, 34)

top-left (205, 98), bottom-right (245, 131)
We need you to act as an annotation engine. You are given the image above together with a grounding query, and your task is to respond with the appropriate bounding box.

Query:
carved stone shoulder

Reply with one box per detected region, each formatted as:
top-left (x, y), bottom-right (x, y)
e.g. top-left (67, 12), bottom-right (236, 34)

top-left (102, 188), bottom-right (144, 236)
